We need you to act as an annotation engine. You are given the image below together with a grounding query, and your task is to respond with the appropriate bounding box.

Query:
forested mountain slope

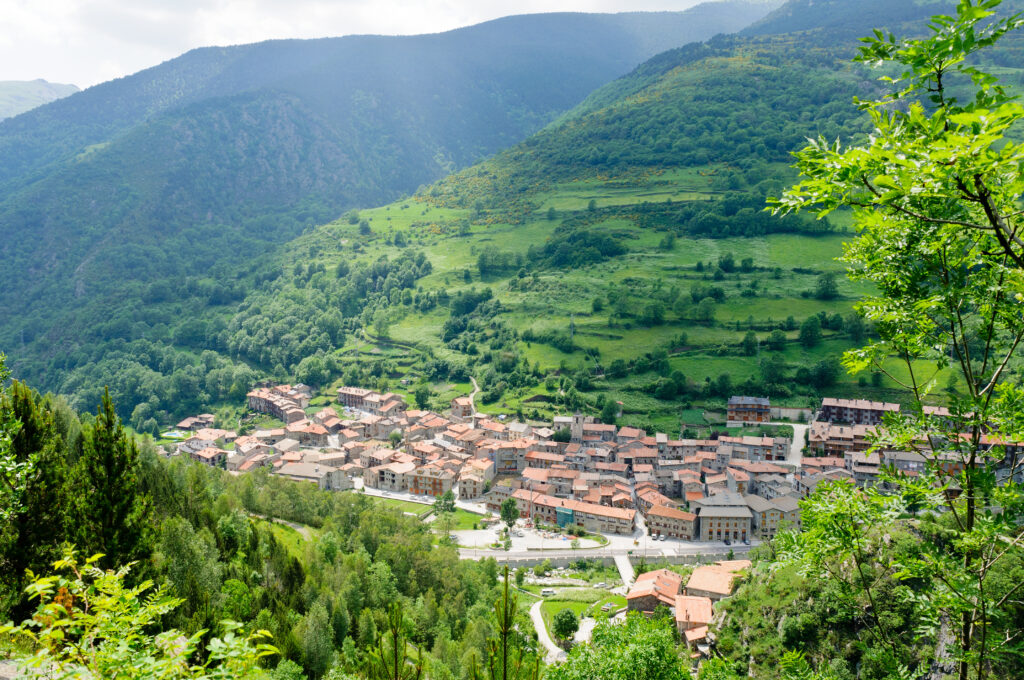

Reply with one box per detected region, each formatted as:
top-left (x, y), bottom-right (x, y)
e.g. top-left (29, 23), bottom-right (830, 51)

top-left (0, 1), bottom-right (778, 411)
top-left (0, 79), bottom-right (78, 120)
top-left (190, 0), bottom-right (1014, 434)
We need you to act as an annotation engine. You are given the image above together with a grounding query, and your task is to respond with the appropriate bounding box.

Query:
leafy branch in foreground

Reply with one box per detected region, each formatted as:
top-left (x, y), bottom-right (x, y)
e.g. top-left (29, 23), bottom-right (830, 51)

top-left (771, 0), bottom-right (1024, 269)
top-left (1, 549), bottom-right (277, 679)
top-left (771, 2), bottom-right (1024, 679)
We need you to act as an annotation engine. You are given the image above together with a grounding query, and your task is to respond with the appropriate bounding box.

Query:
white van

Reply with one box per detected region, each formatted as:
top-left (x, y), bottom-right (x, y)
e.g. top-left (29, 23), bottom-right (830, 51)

top-left (540, 588), bottom-right (555, 597)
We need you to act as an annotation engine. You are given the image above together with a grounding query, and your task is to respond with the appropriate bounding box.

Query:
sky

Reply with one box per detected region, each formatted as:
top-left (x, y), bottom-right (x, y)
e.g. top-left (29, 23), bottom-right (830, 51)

top-left (0, 0), bottom-right (707, 88)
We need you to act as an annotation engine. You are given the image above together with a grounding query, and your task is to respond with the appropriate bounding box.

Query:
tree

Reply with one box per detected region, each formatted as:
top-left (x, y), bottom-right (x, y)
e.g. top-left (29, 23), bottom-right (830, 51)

top-left (73, 388), bottom-right (151, 569)
top-left (600, 399), bottom-right (618, 425)
top-left (469, 567), bottom-right (539, 680)
top-left (813, 272), bottom-right (838, 300)
top-left (696, 297), bottom-right (716, 323)
top-left (155, 516), bottom-right (222, 623)
top-left (1, 550), bottom-right (276, 679)
top-left (845, 312), bottom-right (866, 344)
top-left (718, 252), bottom-right (736, 273)
top-left (772, 4), bottom-right (1024, 679)
top-left (303, 602), bottom-right (335, 680)
top-left (798, 316), bottom-right (821, 349)
top-left (545, 613), bottom-right (686, 680)
top-left (388, 429), bottom-right (403, 449)
top-left (500, 497), bottom-right (518, 531)
top-left (435, 489), bottom-right (457, 538)
top-left (809, 359), bottom-right (840, 389)
top-left (551, 428), bottom-right (571, 443)
top-left (414, 384), bottom-right (431, 409)
top-left (366, 604), bottom-right (423, 680)
top-left (741, 331), bottom-right (759, 356)
top-left (759, 354), bottom-right (787, 385)
top-left (552, 608), bottom-right (579, 642)
top-left (1, 380), bottom-right (73, 618)
top-left (0, 354), bottom-right (32, 523)
top-left (767, 329), bottom-right (787, 351)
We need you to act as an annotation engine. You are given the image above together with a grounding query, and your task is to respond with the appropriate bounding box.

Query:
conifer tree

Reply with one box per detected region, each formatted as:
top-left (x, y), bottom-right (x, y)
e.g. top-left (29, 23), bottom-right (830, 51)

top-left (0, 381), bottom-right (74, 618)
top-left (74, 388), bottom-right (152, 569)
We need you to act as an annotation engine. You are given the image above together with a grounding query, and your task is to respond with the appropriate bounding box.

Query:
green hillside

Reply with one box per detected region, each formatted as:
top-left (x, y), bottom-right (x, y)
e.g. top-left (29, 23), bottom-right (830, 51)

top-left (0, 79), bottom-right (78, 120)
top-left (0, 2), bottom-right (779, 417)
top-left (106, 0), bottom-right (1012, 435)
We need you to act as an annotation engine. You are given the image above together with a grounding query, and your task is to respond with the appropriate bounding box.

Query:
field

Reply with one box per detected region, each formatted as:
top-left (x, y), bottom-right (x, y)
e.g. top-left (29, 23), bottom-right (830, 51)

top-left (282, 159), bottom-right (952, 433)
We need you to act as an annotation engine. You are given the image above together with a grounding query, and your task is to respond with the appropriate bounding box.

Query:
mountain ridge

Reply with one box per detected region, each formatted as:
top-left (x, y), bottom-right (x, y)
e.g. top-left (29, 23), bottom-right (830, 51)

top-left (0, 1), bottom-right (780, 405)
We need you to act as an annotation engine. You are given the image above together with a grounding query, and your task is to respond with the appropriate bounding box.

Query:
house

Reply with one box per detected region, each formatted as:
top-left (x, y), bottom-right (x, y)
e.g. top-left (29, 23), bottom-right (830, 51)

top-left (697, 505), bottom-right (752, 542)
top-left (770, 495), bottom-right (801, 531)
top-left (409, 465), bottom-right (457, 497)
top-left (692, 493), bottom-right (752, 541)
top-left (797, 468), bottom-right (854, 497)
top-left (510, 488), bottom-right (635, 534)
top-left (247, 384), bottom-right (309, 422)
top-left (364, 461), bottom-right (416, 492)
top-left (191, 447), bottom-right (227, 468)
top-left (275, 462), bottom-right (353, 491)
top-left (176, 413), bottom-right (215, 431)
top-left (646, 504), bottom-right (696, 540)
top-left (819, 397), bottom-right (900, 425)
top-left (743, 494), bottom-right (781, 538)
top-left (685, 560), bottom-right (750, 602)
top-left (337, 386), bottom-right (373, 410)
top-left (626, 569), bottom-right (682, 612)
top-left (727, 396), bottom-right (770, 425)
top-left (458, 471), bottom-right (487, 499)
top-left (808, 421), bottom-right (875, 456)
top-left (674, 595), bottom-right (714, 635)
top-left (450, 396), bottom-right (474, 420)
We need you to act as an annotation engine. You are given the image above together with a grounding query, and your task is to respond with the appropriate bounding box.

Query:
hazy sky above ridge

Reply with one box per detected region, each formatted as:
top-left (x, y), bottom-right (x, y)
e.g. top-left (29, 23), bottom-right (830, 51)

top-left (0, 0), bottom-right (707, 88)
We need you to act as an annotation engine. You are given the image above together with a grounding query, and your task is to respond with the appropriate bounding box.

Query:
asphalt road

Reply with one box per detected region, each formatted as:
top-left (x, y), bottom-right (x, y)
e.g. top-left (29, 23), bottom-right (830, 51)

top-left (530, 600), bottom-right (566, 663)
top-left (458, 543), bottom-right (752, 562)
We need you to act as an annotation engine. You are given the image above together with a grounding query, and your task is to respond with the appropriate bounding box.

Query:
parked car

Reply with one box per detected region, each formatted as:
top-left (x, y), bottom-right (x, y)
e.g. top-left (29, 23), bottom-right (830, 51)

top-left (541, 588), bottom-right (555, 597)
top-left (724, 538), bottom-right (732, 545)
top-left (658, 534), bottom-right (667, 541)
top-left (742, 538), bottom-right (750, 545)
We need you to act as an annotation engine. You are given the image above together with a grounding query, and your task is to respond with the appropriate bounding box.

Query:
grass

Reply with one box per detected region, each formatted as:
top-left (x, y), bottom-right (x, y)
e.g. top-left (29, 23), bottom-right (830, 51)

top-left (433, 507), bottom-right (487, 531)
top-left (366, 496), bottom-right (434, 517)
top-left (541, 600), bottom-right (590, 634)
top-left (585, 594), bottom-right (627, 616)
top-left (255, 520), bottom-right (309, 560)
top-left (282, 156), bottom-right (939, 428)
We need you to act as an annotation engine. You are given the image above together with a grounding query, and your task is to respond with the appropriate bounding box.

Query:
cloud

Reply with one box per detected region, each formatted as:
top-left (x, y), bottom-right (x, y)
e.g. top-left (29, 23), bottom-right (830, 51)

top-left (0, 0), bottom-right (703, 88)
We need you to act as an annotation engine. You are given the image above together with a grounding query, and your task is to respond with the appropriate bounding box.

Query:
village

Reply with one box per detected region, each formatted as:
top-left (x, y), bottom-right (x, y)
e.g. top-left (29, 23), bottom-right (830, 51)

top-left (167, 383), bottom-right (1024, 659)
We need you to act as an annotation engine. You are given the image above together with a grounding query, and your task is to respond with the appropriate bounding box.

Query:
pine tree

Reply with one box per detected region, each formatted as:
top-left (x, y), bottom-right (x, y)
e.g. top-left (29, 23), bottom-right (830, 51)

top-left (74, 388), bottom-right (151, 569)
top-left (1, 381), bottom-right (73, 617)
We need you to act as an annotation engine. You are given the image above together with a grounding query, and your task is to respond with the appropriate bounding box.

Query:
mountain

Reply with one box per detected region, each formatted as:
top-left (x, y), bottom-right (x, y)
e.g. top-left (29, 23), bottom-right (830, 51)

top-left (190, 0), bottom-right (1008, 434)
top-left (0, 1), bottom-right (780, 405)
top-left (0, 79), bottom-right (78, 120)
top-left (740, 0), bottom-right (945, 36)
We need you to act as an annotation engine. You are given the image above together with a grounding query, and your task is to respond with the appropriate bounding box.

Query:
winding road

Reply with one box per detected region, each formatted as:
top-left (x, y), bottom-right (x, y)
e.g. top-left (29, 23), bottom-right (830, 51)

top-left (468, 376), bottom-right (480, 416)
top-left (529, 600), bottom-right (566, 663)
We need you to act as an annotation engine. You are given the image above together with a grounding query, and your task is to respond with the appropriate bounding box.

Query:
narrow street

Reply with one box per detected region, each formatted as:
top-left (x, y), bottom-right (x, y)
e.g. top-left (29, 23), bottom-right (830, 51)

top-left (767, 421), bottom-right (807, 467)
